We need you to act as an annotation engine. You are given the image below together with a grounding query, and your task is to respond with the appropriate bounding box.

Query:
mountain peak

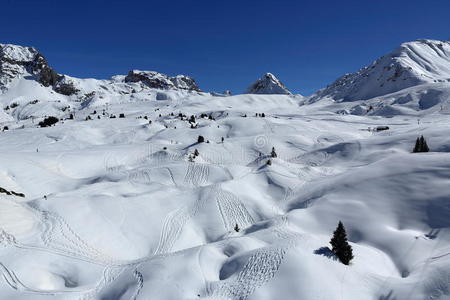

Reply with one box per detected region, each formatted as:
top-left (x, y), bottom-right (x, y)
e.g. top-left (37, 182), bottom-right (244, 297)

top-left (246, 73), bottom-right (292, 95)
top-left (311, 39), bottom-right (450, 102)
top-left (0, 43), bottom-right (60, 93)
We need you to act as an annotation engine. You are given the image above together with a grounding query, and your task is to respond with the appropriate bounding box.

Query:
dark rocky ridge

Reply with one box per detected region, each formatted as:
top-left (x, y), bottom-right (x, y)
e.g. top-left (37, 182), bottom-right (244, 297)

top-left (125, 70), bottom-right (200, 91)
top-left (0, 44), bottom-right (78, 95)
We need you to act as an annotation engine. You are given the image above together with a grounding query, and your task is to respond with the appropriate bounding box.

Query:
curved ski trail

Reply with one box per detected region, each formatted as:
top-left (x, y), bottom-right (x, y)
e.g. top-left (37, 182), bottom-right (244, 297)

top-left (41, 211), bottom-right (114, 264)
top-left (154, 186), bottom-right (214, 255)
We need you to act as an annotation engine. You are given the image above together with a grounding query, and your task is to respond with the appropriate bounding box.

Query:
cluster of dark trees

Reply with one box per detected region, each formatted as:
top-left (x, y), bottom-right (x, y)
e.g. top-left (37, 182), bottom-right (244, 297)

top-left (39, 116), bottom-right (59, 127)
top-left (413, 135), bottom-right (429, 153)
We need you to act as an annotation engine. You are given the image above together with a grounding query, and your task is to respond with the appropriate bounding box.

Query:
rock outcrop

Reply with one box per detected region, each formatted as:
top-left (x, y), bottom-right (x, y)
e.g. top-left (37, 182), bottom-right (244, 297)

top-left (125, 70), bottom-right (200, 91)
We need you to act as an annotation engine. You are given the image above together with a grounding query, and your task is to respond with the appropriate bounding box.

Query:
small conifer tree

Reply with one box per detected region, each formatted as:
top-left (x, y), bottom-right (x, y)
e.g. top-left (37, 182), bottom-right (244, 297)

top-left (271, 147), bottom-right (277, 158)
top-left (413, 137), bottom-right (421, 153)
top-left (330, 221), bottom-right (354, 265)
top-left (420, 135), bottom-right (429, 152)
top-left (234, 223), bottom-right (240, 232)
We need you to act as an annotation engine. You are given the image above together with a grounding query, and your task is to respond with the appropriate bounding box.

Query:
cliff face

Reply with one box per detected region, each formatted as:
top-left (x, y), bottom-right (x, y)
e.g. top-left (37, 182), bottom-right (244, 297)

top-left (0, 44), bottom-right (59, 91)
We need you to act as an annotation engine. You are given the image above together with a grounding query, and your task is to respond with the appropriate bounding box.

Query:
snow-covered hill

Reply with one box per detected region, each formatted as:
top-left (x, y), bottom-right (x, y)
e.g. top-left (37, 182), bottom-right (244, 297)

top-left (246, 73), bottom-right (292, 95)
top-left (0, 41), bottom-right (450, 300)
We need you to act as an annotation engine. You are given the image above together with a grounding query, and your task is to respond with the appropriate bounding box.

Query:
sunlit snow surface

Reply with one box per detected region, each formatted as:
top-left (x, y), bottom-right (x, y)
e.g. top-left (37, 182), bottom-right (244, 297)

top-left (0, 89), bottom-right (450, 300)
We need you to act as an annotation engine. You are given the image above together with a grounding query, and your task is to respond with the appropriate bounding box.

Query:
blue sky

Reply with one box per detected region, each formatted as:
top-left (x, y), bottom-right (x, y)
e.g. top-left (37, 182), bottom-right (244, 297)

top-left (1, 0), bottom-right (449, 95)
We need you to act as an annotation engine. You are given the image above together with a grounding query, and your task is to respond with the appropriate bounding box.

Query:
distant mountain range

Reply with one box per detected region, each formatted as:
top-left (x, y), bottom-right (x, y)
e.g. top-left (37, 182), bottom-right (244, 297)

top-left (1, 39), bottom-right (450, 119)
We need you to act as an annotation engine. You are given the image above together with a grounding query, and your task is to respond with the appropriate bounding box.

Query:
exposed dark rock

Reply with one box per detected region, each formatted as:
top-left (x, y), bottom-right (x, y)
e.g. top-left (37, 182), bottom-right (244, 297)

top-left (125, 70), bottom-right (200, 91)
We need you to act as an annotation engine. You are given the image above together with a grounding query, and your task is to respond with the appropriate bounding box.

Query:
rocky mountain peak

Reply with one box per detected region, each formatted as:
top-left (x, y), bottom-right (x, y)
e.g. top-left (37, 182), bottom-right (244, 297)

top-left (246, 73), bottom-right (292, 95)
top-left (0, 43), bottom-right (60, 92)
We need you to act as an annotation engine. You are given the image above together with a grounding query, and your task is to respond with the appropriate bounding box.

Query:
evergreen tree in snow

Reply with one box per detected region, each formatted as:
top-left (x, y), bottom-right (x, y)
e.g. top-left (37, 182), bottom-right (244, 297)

top-left (420, 135), bottom-right (429, 152)
top-left (413, 137), bottom-right (421, 153)
top-left (413, 135), bottom-right (430, 153)
top-left (271, 147), bottom-right (277, 158)
top-left (330, 221), bottom-right (354, 265)
top-left (234, 223), bottom-right (240, 232)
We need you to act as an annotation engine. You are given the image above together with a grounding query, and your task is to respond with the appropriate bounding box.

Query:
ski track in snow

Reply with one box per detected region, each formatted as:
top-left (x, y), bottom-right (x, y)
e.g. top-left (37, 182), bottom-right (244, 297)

top-left (154, 184), bottom-right (214, 255)
top-left (208, 216), bottom-right (302, 300)
top-left (40, 210), bottom-right (114, 264)
top-left (184, 163), bottom-right (210, 187)
top-left (210, 246), bottom-right (289, 300)
top-left (131, 267), bottom-right (144, 300)
top-left (214, 185), bottom-right (254, 232)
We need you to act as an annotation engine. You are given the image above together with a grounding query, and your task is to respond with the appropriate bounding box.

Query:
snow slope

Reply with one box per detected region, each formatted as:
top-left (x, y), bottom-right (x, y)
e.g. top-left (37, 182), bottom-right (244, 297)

top-left (0, 90), bottom-right (449, 299)
top-left (0, 41), bottom-right (449, 300)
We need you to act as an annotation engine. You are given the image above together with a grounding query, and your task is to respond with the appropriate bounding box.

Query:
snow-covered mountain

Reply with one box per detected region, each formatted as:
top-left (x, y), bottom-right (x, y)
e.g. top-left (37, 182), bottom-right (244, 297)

top-left (0, 43), bottom-right (205, 122)
top-left (0, 40), bottom-right (450, 300)
top-left (0, 43), bottom-right (62, 93)
top-left (246, 73), bottom-right (292, 95)
top-left (311, 39), bottom-right (450, 102)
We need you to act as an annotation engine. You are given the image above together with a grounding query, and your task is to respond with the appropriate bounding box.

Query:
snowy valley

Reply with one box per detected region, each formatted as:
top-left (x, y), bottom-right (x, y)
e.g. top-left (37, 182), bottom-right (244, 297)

top-left (0, 39), bottom-right (449, 300)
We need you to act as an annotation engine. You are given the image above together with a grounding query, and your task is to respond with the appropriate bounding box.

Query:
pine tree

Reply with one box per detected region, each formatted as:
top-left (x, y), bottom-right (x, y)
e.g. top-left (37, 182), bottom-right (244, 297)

top-left (420, 135), bottom-right (429, 152)
top-left (198, 136), bottom-right (205, 143)
top-left (271, 147), bottom-right (277, 158)
top-left (234, 223), bottom-right (240, 232)
top-left (330, 221), bottom-right (354, 265)
top-left (413, 137), bottom-right (421, 153)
